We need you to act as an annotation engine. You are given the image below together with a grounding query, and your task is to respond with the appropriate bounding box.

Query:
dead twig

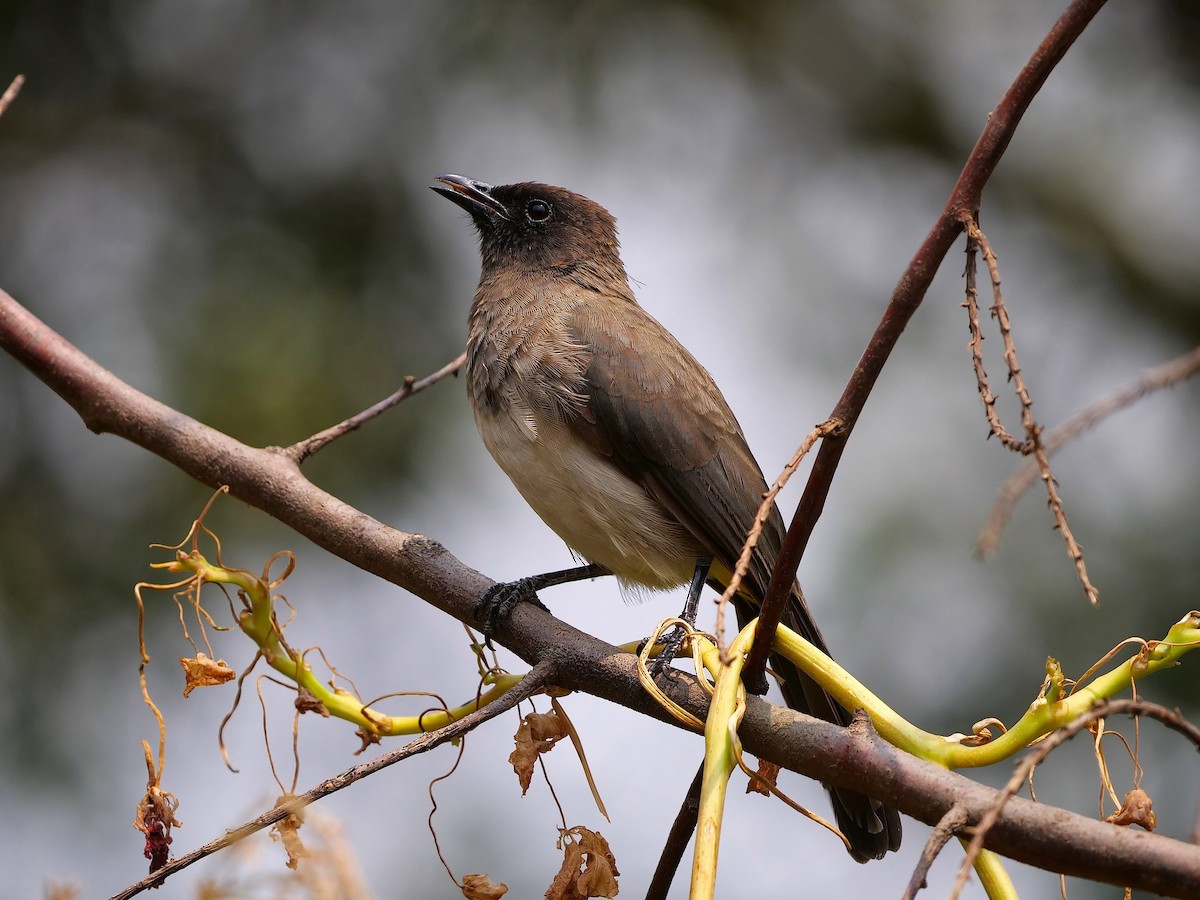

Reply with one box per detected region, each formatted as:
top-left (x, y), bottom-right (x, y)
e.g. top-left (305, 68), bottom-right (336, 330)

top-left (902, 804), bottom-right (970, 900)
top-left (286, 350), bottom-right (467, 463)
top-left (978, 344), bottom-right (1200, 557)
top-left (109, 661), bottom-right (551, 900)
top-left (963, 216), bottom-right (1099, 605)
top-left (714, 419), bottom-right (838, 655)
top-left (962, 231), bottom-right (1031, 452)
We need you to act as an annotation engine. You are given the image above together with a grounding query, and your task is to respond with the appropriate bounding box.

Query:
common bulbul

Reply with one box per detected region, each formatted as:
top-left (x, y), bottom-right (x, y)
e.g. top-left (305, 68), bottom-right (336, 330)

top-left (432, 174), bottom-right (901, 862)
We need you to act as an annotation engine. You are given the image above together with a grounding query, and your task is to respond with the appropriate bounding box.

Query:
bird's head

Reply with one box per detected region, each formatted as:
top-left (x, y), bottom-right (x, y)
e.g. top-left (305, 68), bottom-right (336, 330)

top-left (432, 175), bottom-right (626, 283)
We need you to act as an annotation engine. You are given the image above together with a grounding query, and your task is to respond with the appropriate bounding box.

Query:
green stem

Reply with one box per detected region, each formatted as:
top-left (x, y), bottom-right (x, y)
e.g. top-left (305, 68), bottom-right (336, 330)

top-left (773, 611), bottom-right (1200, 770)
top-left (170, 552), bottom-right (528, 736)
top-left (972, 846), bottom-right (1019, 900)
top-left (690, 623), bottom-right (756, 900)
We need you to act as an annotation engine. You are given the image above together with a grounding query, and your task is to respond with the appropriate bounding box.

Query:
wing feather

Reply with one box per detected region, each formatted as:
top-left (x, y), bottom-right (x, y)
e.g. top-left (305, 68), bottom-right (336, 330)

top-left (568, 303), bottom-right (783, 601)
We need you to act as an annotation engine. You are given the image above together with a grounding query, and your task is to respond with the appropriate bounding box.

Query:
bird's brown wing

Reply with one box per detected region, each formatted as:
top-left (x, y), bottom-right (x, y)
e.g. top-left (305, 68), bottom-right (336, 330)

top-left (567, 298), bottom-right (902, 861)
top-left (570, 299), bottom-right (841, 693)
top-left (567, 300), bottom-right (784, 602)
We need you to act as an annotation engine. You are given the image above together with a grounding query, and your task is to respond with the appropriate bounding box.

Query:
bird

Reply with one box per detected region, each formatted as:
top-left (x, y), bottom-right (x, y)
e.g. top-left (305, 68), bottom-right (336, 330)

top-left (432, 173), bottom-right (901, 862)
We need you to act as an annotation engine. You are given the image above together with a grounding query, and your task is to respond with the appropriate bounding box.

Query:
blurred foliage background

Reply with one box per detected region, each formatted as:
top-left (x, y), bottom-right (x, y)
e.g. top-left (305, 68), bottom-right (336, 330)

top-left (1, 1), bottom-right (1197, 897)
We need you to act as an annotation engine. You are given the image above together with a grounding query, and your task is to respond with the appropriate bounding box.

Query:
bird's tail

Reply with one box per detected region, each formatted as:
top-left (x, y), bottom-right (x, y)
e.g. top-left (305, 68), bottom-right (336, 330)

top-left (732, 587), bottom-right (902, 863)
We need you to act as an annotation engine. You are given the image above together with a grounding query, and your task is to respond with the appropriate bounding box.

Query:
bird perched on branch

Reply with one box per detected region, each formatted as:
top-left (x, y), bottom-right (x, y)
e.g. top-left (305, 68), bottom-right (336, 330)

top-left (432, 173), bottom-right (901, 862)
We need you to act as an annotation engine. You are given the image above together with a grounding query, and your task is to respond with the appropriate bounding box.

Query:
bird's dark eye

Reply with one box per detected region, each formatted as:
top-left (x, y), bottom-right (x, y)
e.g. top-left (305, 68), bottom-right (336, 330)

top-left (525, 199), bottom-right (551, 223)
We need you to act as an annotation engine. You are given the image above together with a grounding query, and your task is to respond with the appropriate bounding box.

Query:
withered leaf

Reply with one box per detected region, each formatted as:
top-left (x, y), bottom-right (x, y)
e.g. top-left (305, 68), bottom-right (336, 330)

top-left (462, 873), bottom-right (509, 899)
top-left (745, 759), bottom-right (780, 797)
top-left (1104, 788), bottom-right (1157, 831)
top-left (546, 826), bottom-right (619, 900)
top-left (509, 710), bottom-right (567, 795)
top-left (179, 653), bottom-right (235, 697)
top-left (269, 795), bottom-right (308, 870)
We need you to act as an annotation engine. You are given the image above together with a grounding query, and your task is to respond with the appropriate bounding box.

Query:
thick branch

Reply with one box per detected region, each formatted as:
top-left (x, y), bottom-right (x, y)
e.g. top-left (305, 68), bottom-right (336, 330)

top-left (747, 0), bottom-right (1109, 682)
top-left (0, 287), bottom-right (486, 618)
top-left (3, 288), bottom-right (1199, 896)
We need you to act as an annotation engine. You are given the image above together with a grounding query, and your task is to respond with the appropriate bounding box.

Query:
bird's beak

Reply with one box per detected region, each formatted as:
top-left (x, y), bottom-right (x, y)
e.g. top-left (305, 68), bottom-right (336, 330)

top-left (431, 174), bottom-right (510, 222)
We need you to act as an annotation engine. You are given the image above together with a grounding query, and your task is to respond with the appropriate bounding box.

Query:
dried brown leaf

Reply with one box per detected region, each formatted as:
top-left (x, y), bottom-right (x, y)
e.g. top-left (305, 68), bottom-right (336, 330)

top-left (546, 826), bottom-right (619, 900)
top-left (354, 727), bottom-right (382, 754)
top-left (1104, 788), bottom-right (1157, 831)
top-left (295, 686), bottom-right (330, 717)
top-left (462, 873), bottom-right (509, 899)
top-left (269, 794), bottom-right (308, 870)
top-left (745, 759), bottom-right (780, 797)
top-left (510, 710), bottom-right (567, 795)
top-left (179, 653), bottom-right (236, 697)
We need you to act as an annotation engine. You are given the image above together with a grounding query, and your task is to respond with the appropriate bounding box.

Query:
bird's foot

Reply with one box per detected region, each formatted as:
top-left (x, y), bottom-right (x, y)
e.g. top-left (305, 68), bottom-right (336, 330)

top-left (640, 623), bottom-right (690, 678)
top-left (643, 559), bottom-right (710, 677)
top-left (476, 577), bottom-right (551, 649)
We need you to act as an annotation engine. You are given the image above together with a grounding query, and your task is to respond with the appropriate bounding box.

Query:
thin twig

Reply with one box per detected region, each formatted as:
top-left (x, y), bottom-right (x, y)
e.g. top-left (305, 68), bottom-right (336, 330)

top-left (643, 763), bottom-right (705, 900)
top-left (714, 420), bottom-right (836, 655)
top-left (746, 0), bottom-right (1110, 686)
top-left (962, 231), bottom-right (1031, 452)
top-left (964, 217), bottom-right (1099, 605)
top-left (948, 698), bottom-right (1200, 900)
top-left (0, 74), bottom-right (24, 120)
top-left (974, 222), bottom-right (1037, 440)
top-left (109, 661), bottom-right (552, 900)
top-left (1033, 439), bottom-right (1098, 603)
top-left (901, 804), bottom-right (969, 900)
top-left (286, 350), bottom-right (467, 463)
top-left (978, 344), bottom-right (1200, 557)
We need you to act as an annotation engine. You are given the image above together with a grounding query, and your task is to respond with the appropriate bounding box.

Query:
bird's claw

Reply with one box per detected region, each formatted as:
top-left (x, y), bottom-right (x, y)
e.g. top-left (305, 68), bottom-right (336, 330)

top-left (476, 577), bottom-right (550, 649)
top-left (642, 623), bottom-right (689, 678)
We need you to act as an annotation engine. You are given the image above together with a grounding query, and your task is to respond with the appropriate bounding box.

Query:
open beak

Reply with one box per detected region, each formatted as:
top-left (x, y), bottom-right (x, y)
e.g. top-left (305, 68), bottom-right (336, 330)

top-left (431, 174), bottom-right (510, 222)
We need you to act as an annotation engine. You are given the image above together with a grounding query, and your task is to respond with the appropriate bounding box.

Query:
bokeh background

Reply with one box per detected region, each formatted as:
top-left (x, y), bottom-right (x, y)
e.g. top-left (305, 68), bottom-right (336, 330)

top-left (1, 2), bottom-right (1198, 897)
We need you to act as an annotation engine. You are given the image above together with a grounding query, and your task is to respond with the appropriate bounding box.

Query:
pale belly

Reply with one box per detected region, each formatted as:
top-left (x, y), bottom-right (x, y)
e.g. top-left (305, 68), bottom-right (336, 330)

top-left (476, 410), bottom-right (701, 591)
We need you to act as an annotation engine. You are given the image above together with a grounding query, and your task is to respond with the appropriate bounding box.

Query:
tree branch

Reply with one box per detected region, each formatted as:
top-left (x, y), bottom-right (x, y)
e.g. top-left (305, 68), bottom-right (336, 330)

top-left (286, 350), bottom-right (467, 463)
top-left (3, 287), bottom-right (1199, 896)
top-left (0, 286), bottom-right (485, 619)
top-left (746, 0), bottom-right (1109, 684)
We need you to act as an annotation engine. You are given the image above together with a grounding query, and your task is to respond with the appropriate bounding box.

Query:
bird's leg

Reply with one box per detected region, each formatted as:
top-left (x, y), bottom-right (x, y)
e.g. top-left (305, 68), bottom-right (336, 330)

top-left (649, 559), bottom-right (711, 676)
top-left (477, 562), bottom-right (610, 648)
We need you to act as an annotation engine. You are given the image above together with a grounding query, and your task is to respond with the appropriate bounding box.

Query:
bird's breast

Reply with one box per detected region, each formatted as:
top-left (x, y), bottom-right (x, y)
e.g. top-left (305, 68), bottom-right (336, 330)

top-left (465, 279), bottom-right (703, 589)
top-left (472, 404), bottom-right (701, 591)
top-left (465, 284), bottom-right (590, 423)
